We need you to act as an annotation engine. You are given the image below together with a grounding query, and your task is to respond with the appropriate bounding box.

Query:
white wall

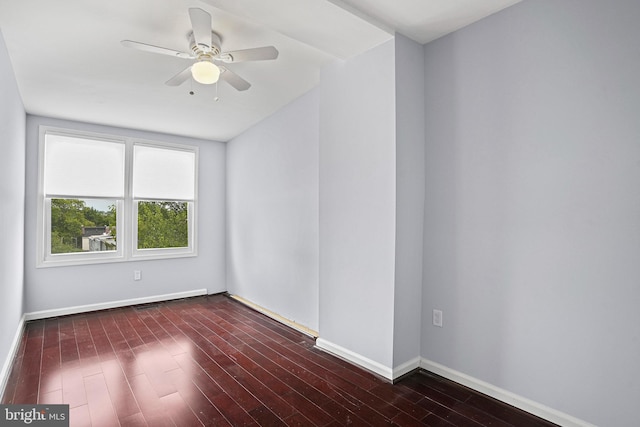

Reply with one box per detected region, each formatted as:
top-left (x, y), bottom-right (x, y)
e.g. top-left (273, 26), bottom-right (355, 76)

top-left (318, 40), bottom-right (397, 370)
top-left (0, 30), bottom-right (26, 395)
top-left (24, 115), bottom-right (226, 313)
top-left (421, 1), bottom-right (640, 425)
top-left (227, 89), bottom-right (320, 331)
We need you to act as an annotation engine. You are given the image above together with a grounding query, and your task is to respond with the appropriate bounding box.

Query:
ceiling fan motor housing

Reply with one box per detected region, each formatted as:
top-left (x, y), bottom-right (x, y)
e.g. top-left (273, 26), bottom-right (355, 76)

top-left (189, 31), bottom-right (221, 59)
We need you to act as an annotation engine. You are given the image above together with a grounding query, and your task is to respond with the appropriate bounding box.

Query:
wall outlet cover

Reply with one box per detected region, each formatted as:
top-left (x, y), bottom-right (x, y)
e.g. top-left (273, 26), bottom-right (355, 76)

top-left (433, 309), bottom-right (443, 327)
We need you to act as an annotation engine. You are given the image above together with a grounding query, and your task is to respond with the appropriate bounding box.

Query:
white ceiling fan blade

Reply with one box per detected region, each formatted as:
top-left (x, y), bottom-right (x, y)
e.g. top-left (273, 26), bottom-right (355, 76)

top-left (165, 66), bottom-right (193, 86)
top-left (121, 40), bottom-right (192, 59)
top-left (189, 8), bottom-right (212, 48)
top-left (219, 67), bottom-right (251, 91)
top-left (218, 46), bottom-right (279, 63)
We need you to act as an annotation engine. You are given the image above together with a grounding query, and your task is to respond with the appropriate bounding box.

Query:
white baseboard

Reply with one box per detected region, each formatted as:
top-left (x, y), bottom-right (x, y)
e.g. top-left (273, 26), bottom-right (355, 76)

top-left (393, 356), bottom-right (421, 380)
top-left (420, 358), bottom-right (595, 427)
top-left (24, 289), bottom-right (208, 321)
top-left (313, 340), bottom-right (421, 382)
top-left (315, 338), bottom-right (394, 380)
top-left (0, 314), bottom-right (26, 401)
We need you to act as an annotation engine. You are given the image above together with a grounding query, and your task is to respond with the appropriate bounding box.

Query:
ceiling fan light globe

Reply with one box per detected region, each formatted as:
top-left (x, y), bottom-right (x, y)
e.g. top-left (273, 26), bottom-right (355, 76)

top-left (191, 61), bottom-right (220, 84)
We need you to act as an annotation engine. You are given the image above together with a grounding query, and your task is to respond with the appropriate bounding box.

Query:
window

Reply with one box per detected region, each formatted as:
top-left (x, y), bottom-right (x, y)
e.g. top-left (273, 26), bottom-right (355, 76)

top-left (37, 127), bottom-right (198, 267)
top-left (132, 144), bottom-right (195, 256)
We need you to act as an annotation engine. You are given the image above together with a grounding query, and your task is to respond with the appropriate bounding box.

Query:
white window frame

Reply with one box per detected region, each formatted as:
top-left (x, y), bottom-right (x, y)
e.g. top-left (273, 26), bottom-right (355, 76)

top-left (37, 126), bottom-right (198, 268)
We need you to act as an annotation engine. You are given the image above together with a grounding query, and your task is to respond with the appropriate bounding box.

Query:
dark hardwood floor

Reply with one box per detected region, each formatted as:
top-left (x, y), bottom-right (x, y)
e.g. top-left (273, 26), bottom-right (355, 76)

top-left (2, 294), bottom-right (557, 426)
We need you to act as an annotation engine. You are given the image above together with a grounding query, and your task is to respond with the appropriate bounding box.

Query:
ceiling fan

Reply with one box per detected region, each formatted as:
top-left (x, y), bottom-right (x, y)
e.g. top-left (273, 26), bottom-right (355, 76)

top-left (121, 7), bottom-right (279, 91)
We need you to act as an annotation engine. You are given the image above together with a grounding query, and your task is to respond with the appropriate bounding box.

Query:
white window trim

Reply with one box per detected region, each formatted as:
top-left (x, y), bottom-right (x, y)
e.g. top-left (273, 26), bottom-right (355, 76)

top-left (37, 126), bottom-right (198, 268)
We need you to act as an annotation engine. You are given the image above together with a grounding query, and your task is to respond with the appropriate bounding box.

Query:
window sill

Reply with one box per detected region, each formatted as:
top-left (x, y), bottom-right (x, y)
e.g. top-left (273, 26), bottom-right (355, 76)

top-left (37, 250), bottom-right (197, 268)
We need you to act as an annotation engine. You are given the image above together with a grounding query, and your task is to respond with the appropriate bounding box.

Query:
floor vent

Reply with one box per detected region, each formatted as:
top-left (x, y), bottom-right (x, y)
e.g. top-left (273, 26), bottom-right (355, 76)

top-left (133, 303), bottom-right (162, 311)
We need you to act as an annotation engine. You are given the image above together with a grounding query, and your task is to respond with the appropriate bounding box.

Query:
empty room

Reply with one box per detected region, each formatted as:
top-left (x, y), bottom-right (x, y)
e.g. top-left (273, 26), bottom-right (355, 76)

top-left (1, 1), bottom-right (638, 426)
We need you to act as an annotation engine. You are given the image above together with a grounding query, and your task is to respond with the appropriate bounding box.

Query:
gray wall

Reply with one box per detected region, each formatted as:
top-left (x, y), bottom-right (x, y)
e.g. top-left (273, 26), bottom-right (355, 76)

top-left (393, 34), bottom-right (425, 371)
top-left (24, 115), bottom-right (226, 313)
top-left (0, 30), bottom-right (25, 393)
top-left (226, 89), bottom-right (320, 331)
top-left (319, 39), bottom-right (397, 369)
top-left (421, 1), bottom-right (640, 425)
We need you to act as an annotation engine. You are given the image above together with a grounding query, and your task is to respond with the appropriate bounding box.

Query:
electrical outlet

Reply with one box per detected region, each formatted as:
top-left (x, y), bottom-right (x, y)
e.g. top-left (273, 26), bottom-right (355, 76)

top-left (134, 270), bottom-right (141, 281)
top-left (433, 309), bottom-right (443, 327)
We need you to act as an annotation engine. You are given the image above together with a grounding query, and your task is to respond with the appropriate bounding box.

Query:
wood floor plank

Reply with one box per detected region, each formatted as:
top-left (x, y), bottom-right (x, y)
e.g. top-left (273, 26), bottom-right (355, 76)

top-left (12, 373), bottom-right (40, 404)
top-left (134, 344), bottom-right (180, 398)
top-left (39, 388), bottom-right (63, 404)
top-left (136, 312), bottom-right (188, 356)
top-left (113, 310), bottom-right (146, 350)
top-left (69, 404), bottom-right (92, 427)
top-left (43, 317), bottom-right (60, 349)
top-left (126, 307), bottom-right (161, 346)
top-left (74, 318), bottom-right (102, 378)
top-left (159, 391), bottom-right (206, 427)
top-left (39, 345), bottom-right (62, 395)
top-left (283, 411), bottom-right (315, 426)
top-left (403, 375), bottom-right (514, 427)
top-left (59, 318), bottom-right (80, 365)
top-left (464, 394), bottom-right (558, 427)
top-left (61, 363), bottom-right (88, 409)
top-left (128, 373), bottom-right (176, 427)
top-left (85, 315), bottom-right (116, 361)
top-left (83, 372), bottom-right (120, 427)
top-left (99, 358), bottom-right (142, 421)
top-left (119, 412), bottom-right (148, 427)
top-left (391, 410), bottom-right (430, 426)
top-left (2, 294), bottom-right (558, 427)
top-left (369, 382), bottom-right (431, 421)
top-left (170, 353), bottom-right (253, 425)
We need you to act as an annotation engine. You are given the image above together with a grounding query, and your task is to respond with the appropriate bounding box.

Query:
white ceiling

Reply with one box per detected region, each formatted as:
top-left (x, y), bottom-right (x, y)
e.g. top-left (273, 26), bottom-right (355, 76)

top-left (0, 0), bottom-right (520, 142)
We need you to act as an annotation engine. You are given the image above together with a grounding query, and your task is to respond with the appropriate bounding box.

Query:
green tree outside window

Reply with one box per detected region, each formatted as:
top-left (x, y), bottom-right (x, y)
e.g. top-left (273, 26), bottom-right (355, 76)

top-left (137, 201), bottom-right (188, 249)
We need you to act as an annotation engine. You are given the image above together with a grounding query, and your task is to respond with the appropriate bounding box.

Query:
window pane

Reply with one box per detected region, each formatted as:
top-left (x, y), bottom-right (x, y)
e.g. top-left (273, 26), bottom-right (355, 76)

top-left (137, 201), bottom-right (189, 249)
top-left (133, 145), bottom-right (195, 200)
top-left (50, 198), bottom-right (117, 254)
top-left (44, 133), bottom-right (125, 198)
